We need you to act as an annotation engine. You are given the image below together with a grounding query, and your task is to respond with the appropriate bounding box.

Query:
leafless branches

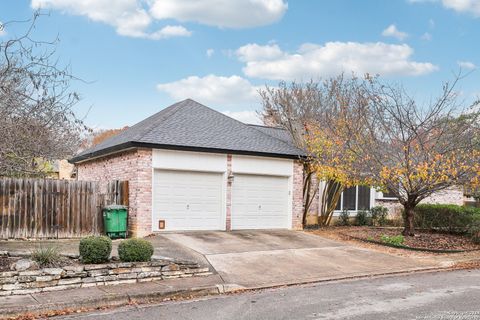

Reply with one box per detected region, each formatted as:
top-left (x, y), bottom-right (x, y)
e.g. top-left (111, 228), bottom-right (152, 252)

top-left (0, 12), bottom-right (88, 177)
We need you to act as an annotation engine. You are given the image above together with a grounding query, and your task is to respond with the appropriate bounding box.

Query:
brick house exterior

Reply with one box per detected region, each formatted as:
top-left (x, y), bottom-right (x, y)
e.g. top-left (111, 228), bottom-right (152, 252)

top-left (76, 149), bottom-right (304, 237)
top-left (72, 100), bottom-right (306, 237)
top-left (72, 99), bottom-right (465, 235)
top-left (76, 149), bottom-right (153, 237)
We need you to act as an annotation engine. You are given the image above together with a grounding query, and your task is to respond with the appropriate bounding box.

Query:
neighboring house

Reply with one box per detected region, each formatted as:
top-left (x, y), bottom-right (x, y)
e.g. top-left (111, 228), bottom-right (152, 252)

top-left (70, 99), bottom-right (306, 237)
top-left (70, 99), bottom-right (465, 236)
top-left (51, 159), bottom-right (75, 180)
top-left (316, 185), bottom-right (464, 220)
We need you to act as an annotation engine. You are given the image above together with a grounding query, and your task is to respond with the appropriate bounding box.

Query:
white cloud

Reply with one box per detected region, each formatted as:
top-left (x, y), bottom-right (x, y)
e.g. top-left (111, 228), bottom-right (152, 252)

top-left (409, 0), bottom-right (480, 17)
top-left (443, 0), bottom-right (480, 16)
top-left (206, 48), bottom-right (215, 57)
top-left (31, 0), bottom-right (158, 39)
top-left (222, 111), bottom-right (261, 124)
top-left (30, 0), bottom-right (285, 40)
top-left (382, 24), bottom-right (409, 41)
top-left (238, 42), bottom-right (438, 80)
top-left (421, 32), bottom-right (432, 41)
top-left (147, 25), bottom-right (191, 40)
top-left (150, 0), bottom-right (288, 28)
top-left (458, 60), bottom-right (477, 69)
top-left (0, 21), bottom-right (5, 36)
top-left (236, 43), bottom-right (284, 62)
top-left (157, 74), bottom-right (261, 108)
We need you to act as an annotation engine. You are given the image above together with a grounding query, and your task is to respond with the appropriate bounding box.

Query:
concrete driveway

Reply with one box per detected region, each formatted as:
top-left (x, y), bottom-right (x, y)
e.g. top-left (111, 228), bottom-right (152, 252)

top-left (158, 230), bottom-right (438, 288)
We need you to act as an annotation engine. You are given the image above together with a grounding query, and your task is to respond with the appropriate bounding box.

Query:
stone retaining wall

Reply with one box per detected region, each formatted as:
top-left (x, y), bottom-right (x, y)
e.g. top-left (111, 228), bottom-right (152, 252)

top-left (0, 259), bottom-right (212, 296)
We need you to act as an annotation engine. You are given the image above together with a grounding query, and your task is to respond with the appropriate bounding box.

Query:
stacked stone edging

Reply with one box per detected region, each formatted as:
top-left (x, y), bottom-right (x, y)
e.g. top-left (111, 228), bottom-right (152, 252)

top-left (0, 258), bottom-right (212, 296)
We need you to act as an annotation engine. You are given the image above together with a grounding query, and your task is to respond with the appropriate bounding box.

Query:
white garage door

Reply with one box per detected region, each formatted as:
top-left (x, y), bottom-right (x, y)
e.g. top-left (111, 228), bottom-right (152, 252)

top-left (153, 170), bottom-right (224, 231)
top-left (232, 174), bottom-right (289, 230)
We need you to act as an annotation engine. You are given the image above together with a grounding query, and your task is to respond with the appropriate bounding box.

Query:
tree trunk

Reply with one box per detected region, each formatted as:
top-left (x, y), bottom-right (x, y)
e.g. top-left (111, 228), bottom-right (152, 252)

top-left (301, 163), bottom-right (319, 228)
top-left (302, 171), bottom-right (312, 227)
top-left (402, 204), bottom-right (415, 236)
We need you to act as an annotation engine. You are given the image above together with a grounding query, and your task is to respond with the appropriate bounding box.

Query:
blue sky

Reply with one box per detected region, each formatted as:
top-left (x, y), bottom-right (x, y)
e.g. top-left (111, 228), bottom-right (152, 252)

top-left (1, 0), bottom-right (479, 128)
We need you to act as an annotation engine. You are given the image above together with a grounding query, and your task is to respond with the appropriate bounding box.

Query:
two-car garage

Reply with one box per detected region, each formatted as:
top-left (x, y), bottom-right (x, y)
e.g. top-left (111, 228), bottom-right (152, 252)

top-left (152, 149), bottom-right (293, 232)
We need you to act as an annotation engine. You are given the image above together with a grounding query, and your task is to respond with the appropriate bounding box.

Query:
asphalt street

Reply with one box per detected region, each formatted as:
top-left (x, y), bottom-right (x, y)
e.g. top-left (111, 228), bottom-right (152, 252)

top-left (55, 269), bottom-right (480, 320)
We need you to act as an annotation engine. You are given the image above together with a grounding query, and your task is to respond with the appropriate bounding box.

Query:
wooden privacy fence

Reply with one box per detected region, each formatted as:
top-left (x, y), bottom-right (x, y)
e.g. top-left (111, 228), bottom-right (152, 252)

top-left (0, 178), bottom-right (129, 239)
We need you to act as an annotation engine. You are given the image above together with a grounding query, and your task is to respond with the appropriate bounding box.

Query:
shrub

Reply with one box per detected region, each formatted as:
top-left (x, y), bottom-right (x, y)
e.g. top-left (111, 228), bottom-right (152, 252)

top-left (370, 206), bottom-right (389, 226)
top-left (413, 204), bottom-right (480, 233)
top-left (468, 217), bottom-right (480, 244)
top-left (380, 234), bottom-right (404, 247)
top-left (31, 246), bottom-right (62, 267)
top-left (355, 210), bottom-right (371, 226)
top-left (118, 238), bottom-right (154, 262)
top-left (337, 210), bottom-right (350, 226)
top-left (79, 236), bottom-right (112, 264)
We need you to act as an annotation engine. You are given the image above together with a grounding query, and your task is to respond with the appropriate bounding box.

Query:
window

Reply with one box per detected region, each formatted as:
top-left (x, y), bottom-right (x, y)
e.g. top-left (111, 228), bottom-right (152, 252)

top-left (326, 181), bottom-right (342, 210)
top-left (333, 185), bottom-right (372, 211)
top-left (357, 186), bottom-right (371, 210)
top-left (343, 187), bottom-right (356, 210)
top-left (381, 188), bottom-right (397, 199)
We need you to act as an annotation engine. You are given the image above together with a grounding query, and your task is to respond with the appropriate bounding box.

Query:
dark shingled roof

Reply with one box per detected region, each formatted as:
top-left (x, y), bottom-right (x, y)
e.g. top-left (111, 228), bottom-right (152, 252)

top-left (71, 99), bottom-right (305, 163)
top-left (247, 124), bottom-right (295, 145)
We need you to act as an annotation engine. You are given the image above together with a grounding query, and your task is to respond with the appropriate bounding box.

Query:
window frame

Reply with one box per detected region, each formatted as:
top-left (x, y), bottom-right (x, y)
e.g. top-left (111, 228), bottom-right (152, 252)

top-left (333, 186), bottom-right (373, 213)
top-left (378, 187), bottom-right (399, 200)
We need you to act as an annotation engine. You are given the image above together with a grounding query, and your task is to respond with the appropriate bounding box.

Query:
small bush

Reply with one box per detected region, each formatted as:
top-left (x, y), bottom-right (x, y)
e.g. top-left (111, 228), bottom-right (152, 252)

top-left (79, 236), bottom-right (112, 264)
top-left (337, 210), bottom-right (350, 226)
top-left (380, 234), bottom-right (405, 247)
top-left (31, 246), bottom-right (62, 267)
top-left (370, 206), bottom-right (389, 226)
top-left (355, 210), bottom-right (371, 226)
top-left (118, 238), bottom-right (154, 262)
top-left (468, 217), bottom-right (480, 244)
top-left (413, 204), bottom-right (480, 233)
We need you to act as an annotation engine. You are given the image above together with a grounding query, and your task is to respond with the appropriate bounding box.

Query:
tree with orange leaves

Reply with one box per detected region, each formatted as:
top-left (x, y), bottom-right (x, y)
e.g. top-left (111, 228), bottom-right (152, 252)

top-left (260, 75), bottom-right (371, 226)
top-left (307, 74), bottom-right (480, 235)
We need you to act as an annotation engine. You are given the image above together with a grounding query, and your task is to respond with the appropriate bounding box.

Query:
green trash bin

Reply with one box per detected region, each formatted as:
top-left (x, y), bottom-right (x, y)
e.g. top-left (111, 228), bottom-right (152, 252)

top-left (103, 205), bottom-right (128, 239)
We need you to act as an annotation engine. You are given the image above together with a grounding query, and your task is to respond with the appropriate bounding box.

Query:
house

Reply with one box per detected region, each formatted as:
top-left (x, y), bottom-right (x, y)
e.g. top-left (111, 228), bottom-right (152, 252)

top-left (70, 99), bottom-right (306, 237)
top-left (71, 99), bottom-right (465, 236)
top-left (51, 159), bottom-right (75, 180)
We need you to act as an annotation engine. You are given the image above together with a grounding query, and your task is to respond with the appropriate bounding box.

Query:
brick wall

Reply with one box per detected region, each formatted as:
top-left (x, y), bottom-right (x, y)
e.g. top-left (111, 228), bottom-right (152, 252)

top-left (77, 149), bottom-right (304, 233)
top-left (76, 148), bottom-right (153, 237)
top-left (292, 160), bottom-right (304, 229)
top-left (422, 186), bottom-right (464, 206)
top-left (376, 186), bottom-right (465, 218)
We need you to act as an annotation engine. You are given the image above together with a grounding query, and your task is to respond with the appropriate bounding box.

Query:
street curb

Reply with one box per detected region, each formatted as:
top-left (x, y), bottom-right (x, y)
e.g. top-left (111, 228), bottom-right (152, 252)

top-left (2, 265), bottom-right (476, 319)
top-left (0, 285), bottom-right (222, 319)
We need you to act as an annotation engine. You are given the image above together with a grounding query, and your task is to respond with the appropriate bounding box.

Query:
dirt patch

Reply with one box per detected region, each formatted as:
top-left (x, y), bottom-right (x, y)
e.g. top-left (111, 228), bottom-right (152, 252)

top-left (342, 227), bottom-right (480, 251)
top-left (307, 227), bottom-right (480, 268)
top-left (0, 256), bottom-right (19, 272)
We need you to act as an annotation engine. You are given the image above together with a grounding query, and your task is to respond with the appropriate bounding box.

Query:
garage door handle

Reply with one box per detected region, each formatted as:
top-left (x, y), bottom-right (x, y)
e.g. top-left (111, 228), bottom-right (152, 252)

top-left (187, 204), bottom-right (190, 210)
top-left (258, 205), bottom-right (261, 210)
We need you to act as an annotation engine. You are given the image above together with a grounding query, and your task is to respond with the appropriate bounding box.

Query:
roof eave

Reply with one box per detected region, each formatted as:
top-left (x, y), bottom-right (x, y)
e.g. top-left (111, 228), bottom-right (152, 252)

top-left (70, 141), bottom-right (306, 164)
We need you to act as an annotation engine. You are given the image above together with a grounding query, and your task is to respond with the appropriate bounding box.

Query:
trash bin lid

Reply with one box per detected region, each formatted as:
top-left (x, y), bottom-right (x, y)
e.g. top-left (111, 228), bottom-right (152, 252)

top-left (103, 204), bottom-right (128, 210)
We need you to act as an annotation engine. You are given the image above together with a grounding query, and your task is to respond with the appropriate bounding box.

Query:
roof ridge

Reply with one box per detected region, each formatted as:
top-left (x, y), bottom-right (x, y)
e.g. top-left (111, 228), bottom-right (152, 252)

top-left (135, 99), bottom-right (187, 141)
top-left (248, 124), bottom-right (285, 130)
top-left (185, 100), bottom-right (304, 156)
top-left (248, 124), bottom-right (304, 155)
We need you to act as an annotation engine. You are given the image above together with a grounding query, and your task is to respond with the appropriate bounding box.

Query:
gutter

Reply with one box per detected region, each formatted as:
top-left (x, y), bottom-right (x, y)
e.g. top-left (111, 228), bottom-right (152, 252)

top-left (70, 142), bottom-right (307, 164)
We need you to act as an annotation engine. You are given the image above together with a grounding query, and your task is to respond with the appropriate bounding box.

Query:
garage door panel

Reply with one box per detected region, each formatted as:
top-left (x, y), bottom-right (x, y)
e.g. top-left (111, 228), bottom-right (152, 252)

top-left (153, 170), bottom-right (224, 231)
top-left (232, 174), bottom-right (289, 230)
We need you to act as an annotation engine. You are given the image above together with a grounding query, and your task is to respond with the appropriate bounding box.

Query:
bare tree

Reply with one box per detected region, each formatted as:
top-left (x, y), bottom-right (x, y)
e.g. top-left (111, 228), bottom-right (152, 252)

top-left (0, 12), bottom-right (88, 177)
top-left (259, 76), bottom-right (370, 226)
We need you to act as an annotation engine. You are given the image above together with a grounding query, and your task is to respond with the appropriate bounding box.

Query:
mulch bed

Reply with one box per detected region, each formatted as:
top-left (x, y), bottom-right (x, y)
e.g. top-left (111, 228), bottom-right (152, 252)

top-left (341, 227), bottom-right (480, 252)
